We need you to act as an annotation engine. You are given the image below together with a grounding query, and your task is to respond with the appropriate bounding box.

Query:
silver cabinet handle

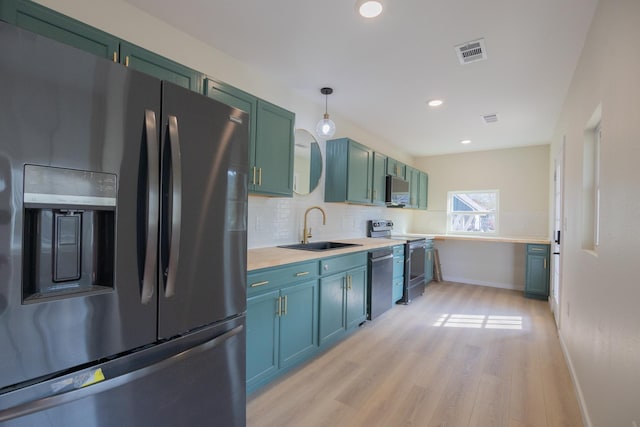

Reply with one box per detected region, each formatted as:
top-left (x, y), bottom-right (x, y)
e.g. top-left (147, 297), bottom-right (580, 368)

top-left (296, 271), bottom-right (310, 277)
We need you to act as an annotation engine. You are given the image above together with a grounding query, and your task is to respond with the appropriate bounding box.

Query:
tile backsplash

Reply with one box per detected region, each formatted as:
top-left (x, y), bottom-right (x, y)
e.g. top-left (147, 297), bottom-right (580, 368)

top-left (247, 195), bottom-right (410, 249)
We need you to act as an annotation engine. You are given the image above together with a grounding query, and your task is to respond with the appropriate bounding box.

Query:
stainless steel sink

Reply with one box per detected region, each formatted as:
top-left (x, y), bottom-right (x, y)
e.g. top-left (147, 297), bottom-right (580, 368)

top-left (278, 241), bottom-right (362, 251)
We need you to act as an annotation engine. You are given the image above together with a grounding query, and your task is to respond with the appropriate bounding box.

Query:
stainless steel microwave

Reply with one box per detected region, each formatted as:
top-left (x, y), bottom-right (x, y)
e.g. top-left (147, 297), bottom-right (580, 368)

top-left (385, 175), bottom-right (409, 207)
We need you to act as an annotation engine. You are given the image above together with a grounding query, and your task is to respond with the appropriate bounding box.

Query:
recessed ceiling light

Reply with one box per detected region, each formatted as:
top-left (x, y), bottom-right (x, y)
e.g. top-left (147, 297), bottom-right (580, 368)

top-left (460, 139), bottom-right (471, 144)
top-left (355, 0), bottom-right (383, 18)
top-left (427, 99), bottom-right (443, 107)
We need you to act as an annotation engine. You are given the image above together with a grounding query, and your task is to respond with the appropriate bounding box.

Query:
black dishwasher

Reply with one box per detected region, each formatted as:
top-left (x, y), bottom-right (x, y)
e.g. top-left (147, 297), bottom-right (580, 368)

top-left (367, 247), bottom-right (394, 320)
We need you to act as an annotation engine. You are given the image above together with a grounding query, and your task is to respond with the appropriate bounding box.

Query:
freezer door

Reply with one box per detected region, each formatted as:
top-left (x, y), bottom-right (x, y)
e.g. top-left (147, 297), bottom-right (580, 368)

top-left (158, 82), bottom-right (248, 339)
top-left (0, 23), bottom-right (160, 390)
top-left (0, 316), bottom-right (246, 427)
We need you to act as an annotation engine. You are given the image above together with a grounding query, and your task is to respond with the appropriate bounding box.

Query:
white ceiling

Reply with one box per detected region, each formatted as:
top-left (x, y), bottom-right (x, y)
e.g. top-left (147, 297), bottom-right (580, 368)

top-left (124, 0), bottom-right (598, 157)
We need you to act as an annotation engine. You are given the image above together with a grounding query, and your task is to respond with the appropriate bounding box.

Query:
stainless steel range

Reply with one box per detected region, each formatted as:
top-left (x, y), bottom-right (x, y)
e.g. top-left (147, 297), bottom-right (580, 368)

top-left (367, 220), bottom-right (427, 304)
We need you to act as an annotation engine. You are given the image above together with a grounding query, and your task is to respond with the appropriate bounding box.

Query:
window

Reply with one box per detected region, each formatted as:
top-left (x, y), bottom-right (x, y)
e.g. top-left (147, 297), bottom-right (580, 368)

top-left (447, 190), bottom-right (499, 234)
top-left (582, 105), bottom-right (601, 252)
top-left (582, 121), bottom-right (601, 251)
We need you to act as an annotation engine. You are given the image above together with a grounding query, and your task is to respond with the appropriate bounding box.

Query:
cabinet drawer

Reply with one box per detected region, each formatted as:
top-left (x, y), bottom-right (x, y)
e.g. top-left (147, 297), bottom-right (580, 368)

top-left (393, 256), bottom-right (405, 278)
top-left (248, 261), bottom-right (318, 294)
top-left (527, 244), bottom-right (549, 255)
top-left (320, 252), bottom-right (367, 276)
top-left (392, 245), bottom-right (405, 257)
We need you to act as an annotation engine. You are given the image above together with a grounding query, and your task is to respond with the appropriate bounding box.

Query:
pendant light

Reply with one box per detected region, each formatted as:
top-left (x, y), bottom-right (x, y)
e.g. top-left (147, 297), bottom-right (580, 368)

top-left (316, 87), bottom-right (336, 139)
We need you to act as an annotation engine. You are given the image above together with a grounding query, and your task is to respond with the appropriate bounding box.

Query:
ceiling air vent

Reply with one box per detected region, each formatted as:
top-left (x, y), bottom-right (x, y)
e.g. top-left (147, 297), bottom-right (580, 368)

top-left (482, 113), bottom-right (498, 124)
top-left (455, 38), bottom-right (487, 64)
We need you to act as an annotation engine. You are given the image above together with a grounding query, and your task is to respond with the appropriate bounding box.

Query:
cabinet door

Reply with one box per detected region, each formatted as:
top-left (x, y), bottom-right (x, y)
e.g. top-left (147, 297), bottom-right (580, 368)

top-left (319, 273), bottom-right (346, 345)
top-left (392, 278), bottom-right (404, 304)
top-left (387, 158), bottom-right (406, 179)
top-left (418, 172), bottom-right (428, 210)
top-left (1, 0), bottom-right (119, 59)
top-left (279, 280), bottom-right (318, 368)
top-left (346, 142), bottom-right (373, 204)
top-left (120, 41), bottom-right (202, 92)
top-left (525, 253), bottom-right (549, 298)
top-left (346, 267), bottom-right (367, 329)
top-left (254, 100), bottom-right (295, 197)
top-left (406, 167), bottom-right (420, 209)
top-left (246, 290), bottom-right (280, 386)
top-left (372, 152), bottom-right (387, 206)
top-left (204, 79), bottom-right (258, 187)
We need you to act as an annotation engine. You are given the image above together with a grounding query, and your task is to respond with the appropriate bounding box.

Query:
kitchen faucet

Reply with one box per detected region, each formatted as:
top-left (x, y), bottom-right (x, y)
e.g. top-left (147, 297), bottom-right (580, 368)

top-left (302, 206), bottom-right (326, 244)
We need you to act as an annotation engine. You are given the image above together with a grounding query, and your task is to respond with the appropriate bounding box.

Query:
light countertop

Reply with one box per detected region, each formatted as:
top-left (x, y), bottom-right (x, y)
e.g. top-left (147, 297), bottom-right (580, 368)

top-left (247, 238), bottom-right (403, 271)
top-left (247, 234), bottom-right (550, 271)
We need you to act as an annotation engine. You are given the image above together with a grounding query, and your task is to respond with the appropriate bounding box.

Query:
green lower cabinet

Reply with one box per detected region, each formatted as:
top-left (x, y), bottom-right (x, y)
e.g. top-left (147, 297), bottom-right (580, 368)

top-left (246, 279), bottom-right (318, 392)
top-left (525, 244), bottom-right (550, 299)
top-left (345, 266), bottom-right (367, 330)
top-left (319, 273), bottom-right (346, 345)
top-left (279, 281), bottom-right (318, 368)
top-left (246, 290), bottom-right (280, 388)
top-left (319, 266), bottom-right (367, 346)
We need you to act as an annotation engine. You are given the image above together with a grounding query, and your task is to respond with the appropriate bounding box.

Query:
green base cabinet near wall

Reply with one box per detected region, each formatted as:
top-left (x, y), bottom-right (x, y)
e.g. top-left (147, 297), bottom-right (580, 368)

top-left (246, 261), bottom-right (318, 393)
top-left (0, 0), bottom-right (202, 92)
top-left (205, 79), bottom-right (295, 197)
top-left (525, 244), bottom-right (550, 299)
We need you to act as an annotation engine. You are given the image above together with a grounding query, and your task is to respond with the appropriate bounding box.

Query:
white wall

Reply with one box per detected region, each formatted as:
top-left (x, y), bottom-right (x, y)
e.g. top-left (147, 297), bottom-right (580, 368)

top-left (410, 145), bottom-right (549, 290)
top-left (549, 1), bottom-right (640, 426)
top-left (33, 0), bottom-right (414, 249)
top-left (412, 145), bottom-right (550, 237)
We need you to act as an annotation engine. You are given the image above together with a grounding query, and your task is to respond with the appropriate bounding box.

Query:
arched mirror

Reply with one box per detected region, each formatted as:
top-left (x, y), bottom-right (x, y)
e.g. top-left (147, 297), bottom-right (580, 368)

top-left (293, 129), bottom-right (322, 195)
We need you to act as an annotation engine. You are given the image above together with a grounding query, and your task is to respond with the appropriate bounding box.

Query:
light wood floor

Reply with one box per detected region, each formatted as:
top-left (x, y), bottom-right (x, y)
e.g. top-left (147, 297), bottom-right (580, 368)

top-left (247, 282), bottom-right (584, 427)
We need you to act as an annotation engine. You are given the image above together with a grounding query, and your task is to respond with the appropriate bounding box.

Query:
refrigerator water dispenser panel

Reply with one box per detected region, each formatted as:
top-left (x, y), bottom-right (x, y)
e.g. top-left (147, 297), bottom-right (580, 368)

top-left (22, 165), bottom-right (116, 302)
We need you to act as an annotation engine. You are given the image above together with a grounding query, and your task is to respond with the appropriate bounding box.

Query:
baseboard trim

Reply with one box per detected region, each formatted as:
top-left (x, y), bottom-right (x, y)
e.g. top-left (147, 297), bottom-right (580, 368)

top-left (442, 276), bottom-right (523, 291)
top-left (558, 331), bottom-right (593, 427)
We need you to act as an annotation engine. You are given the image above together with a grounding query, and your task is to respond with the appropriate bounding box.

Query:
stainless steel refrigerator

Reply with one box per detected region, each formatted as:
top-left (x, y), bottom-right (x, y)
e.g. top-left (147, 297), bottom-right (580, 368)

top-left (0, 21), bottom-right (248, 426)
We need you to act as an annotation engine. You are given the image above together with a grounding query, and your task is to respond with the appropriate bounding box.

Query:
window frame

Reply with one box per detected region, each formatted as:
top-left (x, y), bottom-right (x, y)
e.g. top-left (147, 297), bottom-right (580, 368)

top-left (446, 189), bottom-right (500, 235)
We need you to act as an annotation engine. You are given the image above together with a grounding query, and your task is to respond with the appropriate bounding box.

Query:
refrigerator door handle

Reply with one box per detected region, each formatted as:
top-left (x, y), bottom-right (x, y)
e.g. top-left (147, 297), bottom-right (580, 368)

top-left (0, 324), bottom-right (244, 423)
top-left (164, 115), bottom-right (182, 298)
top-left (141, 109), bottom-right (159, 304)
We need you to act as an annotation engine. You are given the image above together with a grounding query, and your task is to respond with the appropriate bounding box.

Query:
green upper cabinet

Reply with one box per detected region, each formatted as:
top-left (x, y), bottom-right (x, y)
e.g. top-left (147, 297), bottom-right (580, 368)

top-left (205, 79), bottom-right (295, 197)
top-left (372, 152), bottom-right (387, 206)
top-left (0, 0), bottom-right (118, 59)
top-left (254, 100), bottom-right (295, 197)
top-left (205, 78), bottom-right (258, 175)
top-left (325, 138), bottom-right (373, 205)
top-left (0, 0), bottom-right (203, 92)
top-left (120, 42), bottom-right (202, 92)
top-left (405, 166), bottom-right (420, 209)
top-left (418, 171), bottom-right (428, 210)
top-left (387, 157), bottom-right (406, 179)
